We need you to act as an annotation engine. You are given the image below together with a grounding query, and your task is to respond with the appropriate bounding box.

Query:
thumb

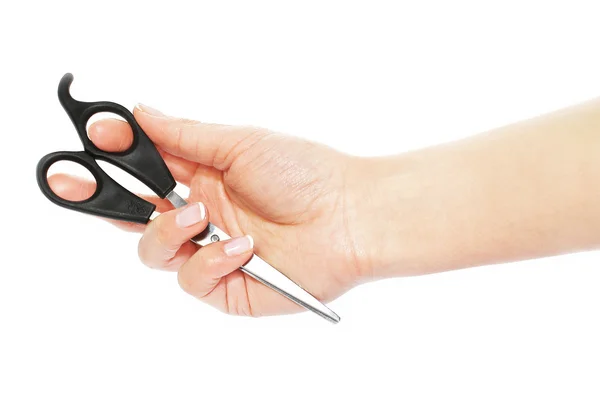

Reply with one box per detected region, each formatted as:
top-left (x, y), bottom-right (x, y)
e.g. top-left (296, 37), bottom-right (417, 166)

top-left (134, 104), bottom-right (267, 170)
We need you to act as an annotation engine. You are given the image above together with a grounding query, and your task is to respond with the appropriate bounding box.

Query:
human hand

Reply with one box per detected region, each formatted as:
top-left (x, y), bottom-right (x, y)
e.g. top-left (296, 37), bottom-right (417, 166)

top-left (50, 104), bottom-right (370, 317)
top-left (50, 96), bottom-right (600, 319)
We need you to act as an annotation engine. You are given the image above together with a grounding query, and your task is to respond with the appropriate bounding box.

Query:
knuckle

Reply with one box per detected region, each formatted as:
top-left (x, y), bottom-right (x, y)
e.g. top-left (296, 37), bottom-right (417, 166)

top-left (212, 128), bottom-right (261, 170)
top-left (202, 254), bottom-right (217, 271)
top-left (137, 236), bottom-right (152, 267)
top-left (153, 217), bottom-right (172, 250)
top-left (234, 300), bottom-right (253, 317)
top-left (175, 117), bottom-right (198, 125)
top-left (167, 121), bottom-right (185, 153)
top-left (138, 218), bottom-right (174, 269)
top-left (163, 254), bottom-right (183, 271)
top-left (177, 269), bottom-right (192, 294)
top-left (168, 119), bottom-right (198, 145)
top-left (177, 258), bottom-right (203, 295)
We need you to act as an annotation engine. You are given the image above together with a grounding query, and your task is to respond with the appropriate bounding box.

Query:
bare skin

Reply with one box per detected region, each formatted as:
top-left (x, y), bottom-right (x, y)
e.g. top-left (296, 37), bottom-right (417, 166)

top-left (50, 98), bottom-right (600, 318)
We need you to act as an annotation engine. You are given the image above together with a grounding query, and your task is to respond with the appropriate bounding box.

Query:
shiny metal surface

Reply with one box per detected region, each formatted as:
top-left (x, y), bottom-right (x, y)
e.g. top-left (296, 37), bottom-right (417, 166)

top-left (239, 253), bottom-right (341, 323)
top-left (165, 190), bottom-right (340, 323)
top-left (166, 190), bottom-right (188, 208)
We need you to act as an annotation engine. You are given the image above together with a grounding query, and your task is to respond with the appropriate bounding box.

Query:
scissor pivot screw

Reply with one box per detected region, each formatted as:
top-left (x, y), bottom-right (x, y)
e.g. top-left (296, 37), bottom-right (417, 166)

top-left (210, 234), bottom-right (220, 242)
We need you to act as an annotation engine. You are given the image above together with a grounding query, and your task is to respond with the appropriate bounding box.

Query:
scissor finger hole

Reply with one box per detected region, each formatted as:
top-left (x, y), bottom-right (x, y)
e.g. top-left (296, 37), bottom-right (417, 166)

top-left (85, 112), bottom-right (134, 153)
top-left (46, 160), bottom-right (97, 201)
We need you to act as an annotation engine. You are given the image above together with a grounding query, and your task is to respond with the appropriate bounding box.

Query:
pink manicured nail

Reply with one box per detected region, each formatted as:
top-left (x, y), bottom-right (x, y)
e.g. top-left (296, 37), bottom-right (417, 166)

top-left (175, 203), bottom-right (206, 228)
top-left (135, 103), bottom-right (165, 117)
top-left (224, 235), bottom-right (254, 256)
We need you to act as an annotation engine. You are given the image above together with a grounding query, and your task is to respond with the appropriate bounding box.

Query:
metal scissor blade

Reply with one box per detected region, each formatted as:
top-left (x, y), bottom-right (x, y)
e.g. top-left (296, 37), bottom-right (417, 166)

top-left (165, 190), bottom-right (340, 323)
top-left (240, 254), bottom-right (341, 323)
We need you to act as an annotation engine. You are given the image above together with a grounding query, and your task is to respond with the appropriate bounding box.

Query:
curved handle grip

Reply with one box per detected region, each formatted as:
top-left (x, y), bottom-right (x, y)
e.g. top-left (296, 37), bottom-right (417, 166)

top-left (36, 151), bottom-right (156, 224)
top-left (58, 73), bottom-right (176, 198)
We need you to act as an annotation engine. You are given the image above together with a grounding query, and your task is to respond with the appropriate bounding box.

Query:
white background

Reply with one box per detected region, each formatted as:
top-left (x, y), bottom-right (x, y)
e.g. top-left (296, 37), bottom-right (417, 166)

top-left (2, 1), bottom-right (600, 399)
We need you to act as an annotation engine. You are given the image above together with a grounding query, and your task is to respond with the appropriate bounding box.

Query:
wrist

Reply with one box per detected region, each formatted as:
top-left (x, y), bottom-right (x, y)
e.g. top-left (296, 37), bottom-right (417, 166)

top-left (345, 149), bottom-right (468, 281)
top-left (343, 155), bottom-right (418, 280)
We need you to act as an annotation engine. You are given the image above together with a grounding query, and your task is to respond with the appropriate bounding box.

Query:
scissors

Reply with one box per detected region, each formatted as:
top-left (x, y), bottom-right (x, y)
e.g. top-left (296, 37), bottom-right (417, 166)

top-left (36, 73), bottom-right (340, 324)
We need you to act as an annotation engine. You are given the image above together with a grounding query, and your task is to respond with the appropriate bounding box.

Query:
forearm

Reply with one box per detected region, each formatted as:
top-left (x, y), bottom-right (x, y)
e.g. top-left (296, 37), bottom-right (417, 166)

top-left (350, 98), bottom-right (600, 279)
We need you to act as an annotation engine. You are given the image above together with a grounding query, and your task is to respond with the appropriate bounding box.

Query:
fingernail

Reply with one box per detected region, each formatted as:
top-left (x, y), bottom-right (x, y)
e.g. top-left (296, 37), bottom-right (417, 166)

top-left (135, 103), bottom-right (165, 117)
top-left (175, 202), bottom-right (206, 228)
top-left (224, 235), bottom-right (254, 256)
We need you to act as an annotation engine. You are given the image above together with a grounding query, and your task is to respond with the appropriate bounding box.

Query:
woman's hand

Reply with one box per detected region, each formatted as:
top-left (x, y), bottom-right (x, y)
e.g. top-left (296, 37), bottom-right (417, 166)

top-left (50, 104), bottom-right (369, 317)
top-left (48, 97), bottom-right (600, 318)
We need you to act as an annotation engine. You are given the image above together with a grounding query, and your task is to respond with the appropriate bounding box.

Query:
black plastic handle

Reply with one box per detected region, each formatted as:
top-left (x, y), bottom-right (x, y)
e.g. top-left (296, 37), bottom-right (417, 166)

top-left (58, 73), bottom-right (176, 198)
top-left (36, 151), bottom-right (156, 224)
